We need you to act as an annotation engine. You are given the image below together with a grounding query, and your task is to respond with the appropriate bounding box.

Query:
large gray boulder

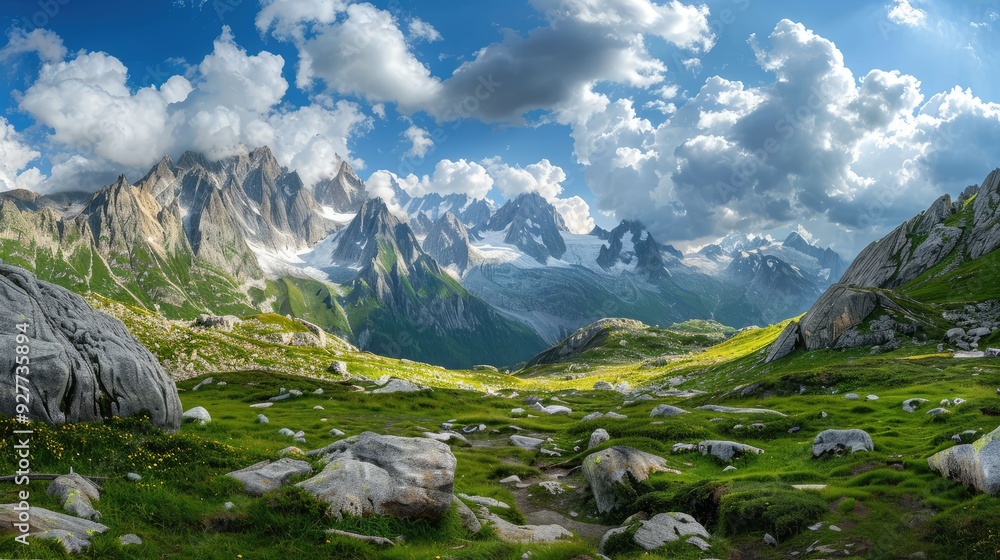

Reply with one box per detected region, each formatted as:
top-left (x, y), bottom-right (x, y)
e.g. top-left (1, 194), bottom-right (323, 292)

top-left (698, 440), bottom-right (764, 462)
top-left (298, 432), bottom-right (456, 521)
top-left (0, 504), bottom-right (109, 552)
top-left (0, 264), bottom-right (182, 430)
top-left (812, 429), bottom-right (874, 457)
top-left (650, 404), bottom-right (689, 417)
top-left (371, 378), bottom-right (423, 394)
top-left (582, 446), bottom-right (678, 513)
top-left (928, 426), bottom-right (1000, 495)
top-left (226, 458), bottom-right (314, 496)
top-left (46, 474), bottom-right (101, 521)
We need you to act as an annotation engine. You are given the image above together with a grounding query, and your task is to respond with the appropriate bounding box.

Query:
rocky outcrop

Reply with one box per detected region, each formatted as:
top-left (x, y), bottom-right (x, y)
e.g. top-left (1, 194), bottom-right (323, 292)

top-left (526, 318), bottom-right (647, 367)
top-left (313, 160), bottom-right (367, 213)
top-left (597, 220), bottom-right (668, 278)
top-left (812, 429), bottom-right (874, 457)
top-left (650, 404), bottom-right (689, 417)
top-left (484, 192), bottom-right (567, 264)
top-left (0, 264), bottom-right (182, 430)
top-left (582, 446), bottom-right (679, 513)
top-left (423, 212), bottom-right (478, 273)
top-left (299, 432), bottom-right (457, 521)
top-left (928, 425), bottom-right (1000, 495)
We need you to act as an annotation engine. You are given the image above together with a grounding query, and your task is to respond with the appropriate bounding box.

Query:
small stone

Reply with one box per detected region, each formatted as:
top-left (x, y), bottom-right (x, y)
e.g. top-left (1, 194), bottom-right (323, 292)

top-left (313, 406), bottom-right (324, 410)
top-left (119, 534), bottom-right (142, 545)
top-left (250, 402), bottom-right (273, 408)
top-left (866, 394), bottom-right (879, 401)
top-left (223, 502), bottom-right (235, 510)
top-left (126, 473), bottom-right (142, 482)
top-left (329, 428), bottom-right (345, 436)
top-left (511, 408), bottom-right (525, 415)
top-left (764, 533), bottom-right (778, 546)
top-left (499, 475), bottom-right (522, 484)
top-left (844, 393), bottom-right (860, 401)
top-left (181, 406), bottom-right (211, 425)
top-left (723, 465), bottom-right (737, 472)
top-left (926, 408), bottom-right (950, 416)
top-left (257, 414), bottom-right (269, 424)
top-left (829, 525), bottom-right (842, 532)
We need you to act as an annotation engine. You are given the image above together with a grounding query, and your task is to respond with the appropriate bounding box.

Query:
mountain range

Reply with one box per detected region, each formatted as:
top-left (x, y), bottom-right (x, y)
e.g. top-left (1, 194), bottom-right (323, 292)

top-left (0, 146), bottom-right (849, 367)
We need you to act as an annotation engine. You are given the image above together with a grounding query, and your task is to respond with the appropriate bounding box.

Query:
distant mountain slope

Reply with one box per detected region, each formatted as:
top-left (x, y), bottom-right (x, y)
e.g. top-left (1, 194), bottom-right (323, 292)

top-left (331, 199), bottom-right (546, 368)
top-left (766, 168), bottom-right (1000, 362)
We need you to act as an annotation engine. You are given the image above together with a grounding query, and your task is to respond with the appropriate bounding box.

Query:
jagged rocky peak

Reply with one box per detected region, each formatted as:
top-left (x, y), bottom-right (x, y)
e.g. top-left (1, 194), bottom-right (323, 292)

top-left (332, 197), bottom-right (421, 268)
top-left (485, 192), bottom-right (567, 264)
top-left (314, 159), bottom-right (367, 213)
top-left (403, 192), bottom-right (496, 230)
top-left (766, 167), bottom-right (1000, 363)
top-left (597, 220), bottom-right (667, 277)
top-left (423, 211), bottom-right (476, 273)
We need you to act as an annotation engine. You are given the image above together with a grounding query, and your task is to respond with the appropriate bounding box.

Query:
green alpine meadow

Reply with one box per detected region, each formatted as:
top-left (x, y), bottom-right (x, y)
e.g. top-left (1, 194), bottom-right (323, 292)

top-left (2, 1), bottom-right (1000, 558)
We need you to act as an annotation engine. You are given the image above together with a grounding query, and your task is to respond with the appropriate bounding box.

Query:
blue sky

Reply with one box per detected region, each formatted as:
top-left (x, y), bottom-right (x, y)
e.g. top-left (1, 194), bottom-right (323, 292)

top-left (1, 0), bottom-right (999, 255)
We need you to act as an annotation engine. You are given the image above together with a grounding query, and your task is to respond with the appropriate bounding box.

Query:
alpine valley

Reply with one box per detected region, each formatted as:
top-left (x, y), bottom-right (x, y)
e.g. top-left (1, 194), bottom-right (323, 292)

top-left (0, 147), bottom-right (847, 368)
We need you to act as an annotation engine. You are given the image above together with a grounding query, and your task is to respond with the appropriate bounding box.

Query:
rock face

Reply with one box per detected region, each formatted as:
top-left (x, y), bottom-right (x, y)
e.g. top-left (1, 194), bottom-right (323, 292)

top-left (422, 212), bottom-right (478, 273)
top-left (0, 264), bottom-right (182, 430)
top-left (46, 474), bottom-right (101, 521)
top-left (583, 446), bottom-right (678, 513)
top-left (928, 426), bottom-right (1000, 495)
top-left (226, 458), bottom-right (314, 496)
top-left (767, 169), bottom-right (1000, 362)
top-left (812, 429), bottom-right (874, 457)
top-left (484, 192), bottom-right (568, 264)
top-left (299, 432), bottom-right (456, 521)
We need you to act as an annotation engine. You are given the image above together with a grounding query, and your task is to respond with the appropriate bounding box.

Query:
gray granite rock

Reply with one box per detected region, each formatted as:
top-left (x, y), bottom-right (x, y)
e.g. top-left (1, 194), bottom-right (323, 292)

top-left (0, 264), bottom-right (182, 430)
top-left (650, 404), bottom-right (689, 417)
top-left (929, 426), bottom-right (1000, 495)
top-left (583, 446), bottom-right (678, 513)
top-left (698, 440), bottom-right (764, 462)
top-left (226, 458), bottom-right (314, 496)
top-left (812, 429), bottom-right (874, 457)
top-left (589, 428), bottom-right (611, 449)
top-left (299, 432), bottom-right (456, 521)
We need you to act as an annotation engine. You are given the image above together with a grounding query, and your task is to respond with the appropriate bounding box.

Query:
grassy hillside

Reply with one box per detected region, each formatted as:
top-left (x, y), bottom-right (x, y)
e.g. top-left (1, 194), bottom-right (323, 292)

top-left (1, 298), bottom-right (998, 558)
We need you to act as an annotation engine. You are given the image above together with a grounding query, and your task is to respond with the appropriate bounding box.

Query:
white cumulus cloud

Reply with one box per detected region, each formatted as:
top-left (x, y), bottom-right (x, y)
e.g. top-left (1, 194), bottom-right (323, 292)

top-left (887, 0), bottom-right (927, 28)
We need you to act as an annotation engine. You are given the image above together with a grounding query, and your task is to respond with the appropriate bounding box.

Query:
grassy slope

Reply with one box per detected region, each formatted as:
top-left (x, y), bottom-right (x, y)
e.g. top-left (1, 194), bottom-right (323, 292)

top-left (0, 299), bottom-right (997, 558)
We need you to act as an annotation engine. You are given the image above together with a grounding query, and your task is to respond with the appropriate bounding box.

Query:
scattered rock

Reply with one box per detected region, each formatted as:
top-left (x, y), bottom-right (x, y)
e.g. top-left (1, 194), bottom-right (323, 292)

top-left (226, 458), bottom-right (314, 496)
top-left (0, 504), bottom-right (108, 552)
top-left (46, 474), bottom-right (101, 521)
top-left (458, 493), bottom-right (510, 509)
top-left (928, 426), bottom-right (1000, 495)
top-left (532, 402), bottom-right (572, 415)
top-left (329, 428), bottom-right (345, 436)
top-left (650, 404), bottom-right (689, 417)
top-left (866, 394), bottom-right (879, 401)
top-left (279, 446), bottom-right (305, 456)
top-left (539, 448), bottom-right (561, 457)
top-left (120, 533), bottom-right (142, 545)
top-left (479, 512), bottom-right (572, 543)
top-left (698, 440), bottom-right (764, 462)
top-left (583, 446), bottom-right (679, 513)
top-left (328, 361), bottom-right (349, 375)
top-left (452, 496), bottom-right (482, 533)
top-left (195, 314), bottom-right (242, 330)
top-left (695, 404), bottom-right (786, 416)
top-left (250, 402), bottom-right (273, 408)
top-left (672, 443), bottom-right (697, 453)
top-left (845, 393), bottom-right (860, 401)
top-left (511, 408), bottom-right (525, 415)
top-left (902, 398), bottom-right (928, 413)
top-left (723, 465), bottom-right (737, 472)
top-left (278, 428), bottom-right (295, 437)
top-left (313, 406), bottom-right (324, 410)
top-left (593, 381), bottom-right (614, 390)
top-left (589, 428), bottom-right (611, 449)
top-left (182, 406), bottom-right (211, 425)
top-left (423, 432), bottom-right (470, 445)
top-left (299, 432), bottom-right (456, 521)
top-left (812, 429), bottom-right (874, 457)
top-left (191, 377), bottom-right (214, 391)
top-left (538, 481), bottom-right (564, 495)
top-left (270, 393), bottom-right (291, 402)
top-left (257, 414), bottom-right (269, 424)
top-left (927, 408), bottom-right (950, 416)
top-left (764, 533), bottom-right (778, 546)
top-left (126, 473), bottom-right (142, 482)
top-left (599, 512), bottom-right (711, 553)
top-left (499, 475), bottom-right (521, 484)
top-left (509, 435), bottom-right (545, 451)
top-left (372, 379), bottom-right (424, 394)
